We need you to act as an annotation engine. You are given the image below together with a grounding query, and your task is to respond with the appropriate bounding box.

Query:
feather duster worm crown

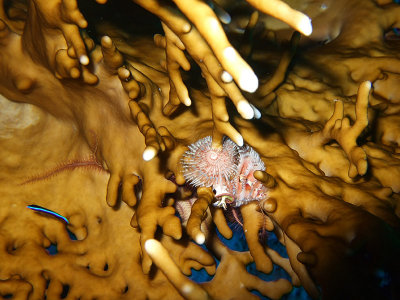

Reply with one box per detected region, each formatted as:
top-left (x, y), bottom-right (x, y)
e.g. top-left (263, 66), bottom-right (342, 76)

top-left (181, 136), bottom-right (267, 208)
top-left (181, 136), bottom-right (239, 188)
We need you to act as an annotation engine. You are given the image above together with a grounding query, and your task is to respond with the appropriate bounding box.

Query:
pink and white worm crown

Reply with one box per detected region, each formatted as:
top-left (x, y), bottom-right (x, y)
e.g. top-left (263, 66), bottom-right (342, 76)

top-left (181, 136), bottom-right (268, 208)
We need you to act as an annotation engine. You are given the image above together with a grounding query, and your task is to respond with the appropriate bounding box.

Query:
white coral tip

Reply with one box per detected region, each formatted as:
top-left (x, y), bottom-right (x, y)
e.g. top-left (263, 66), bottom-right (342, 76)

top-left (181, 284), bottom-right (194, 295)
top-left (221, 71), bottom-right (233, 83)
top-left (144, 239), bottom-right (159, 255)
top-left (183, 97), bottom-right (192, 106)
top-left (250, 104), bottom-right (262, 119)
top-left (237, 100), bottom-right (255, 119)
top-left (195, 233), bottom-right (205, 244)
top-left (298, 16), bottom-right (313, 36)
top-left (79, 55), bottom-right (89, 65)
top-left (239, 69), bottom-right (259, 93)
top-left (234, 134), bottom-right (244, 147)
top-left (143, 146), bottom-right (157, 161)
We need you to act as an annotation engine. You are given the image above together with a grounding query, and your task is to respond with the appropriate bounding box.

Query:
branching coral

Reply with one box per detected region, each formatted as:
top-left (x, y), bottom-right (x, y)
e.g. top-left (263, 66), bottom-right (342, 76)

top-left (0, 0), bottom-right (399, 299)
top-left (282, 80), bottom-right (371, 181)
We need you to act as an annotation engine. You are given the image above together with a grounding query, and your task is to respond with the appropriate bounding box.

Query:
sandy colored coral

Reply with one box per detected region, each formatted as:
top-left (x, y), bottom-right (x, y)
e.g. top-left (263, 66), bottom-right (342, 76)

top-left (0, 0), bottom-right (399, 299)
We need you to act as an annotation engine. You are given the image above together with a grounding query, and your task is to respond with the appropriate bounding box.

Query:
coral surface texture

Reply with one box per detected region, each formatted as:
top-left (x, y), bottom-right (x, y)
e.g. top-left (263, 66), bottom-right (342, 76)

top-left (0, 0), bottom-right (399, 299)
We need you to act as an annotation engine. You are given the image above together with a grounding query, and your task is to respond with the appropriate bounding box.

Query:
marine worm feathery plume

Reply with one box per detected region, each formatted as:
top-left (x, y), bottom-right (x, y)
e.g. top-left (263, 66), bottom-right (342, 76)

top-left (181, 136), bottom-right (239, 188)
top-left (181, 136), bottom-right (267, 209)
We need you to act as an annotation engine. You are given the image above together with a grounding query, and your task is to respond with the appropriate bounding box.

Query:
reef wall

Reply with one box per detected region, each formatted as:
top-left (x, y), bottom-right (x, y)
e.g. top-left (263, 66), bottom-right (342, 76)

top-left (0, 0), bottom-right (399, 299)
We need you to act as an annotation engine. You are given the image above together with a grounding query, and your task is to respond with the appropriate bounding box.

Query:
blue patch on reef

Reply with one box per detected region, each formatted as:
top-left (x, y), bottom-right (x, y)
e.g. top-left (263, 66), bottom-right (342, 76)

top-left (45, 228), bottom-right (77, 255)
top-left (218, 224), bottom-right (249, 252)
top-left (189, 242), bottom-right (217, 283)
top-left (67, 229), bottom-right (77, 240)
top-left (46, 243), bottom-right (58, 255)
top-left (374, 269), bottom-right (392, 299)
top-left (189, 227), bottom-right (311, 300)
top-left (189, 266), bottom-right (215, 283)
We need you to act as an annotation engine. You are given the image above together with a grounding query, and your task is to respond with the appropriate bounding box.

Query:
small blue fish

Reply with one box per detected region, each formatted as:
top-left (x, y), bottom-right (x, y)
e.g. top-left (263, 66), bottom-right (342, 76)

top-left (27, 205), bottom-right (69, 224)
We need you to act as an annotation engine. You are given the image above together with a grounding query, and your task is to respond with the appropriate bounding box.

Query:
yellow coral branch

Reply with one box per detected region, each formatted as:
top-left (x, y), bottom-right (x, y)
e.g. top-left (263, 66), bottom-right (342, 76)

top-left (145, 239), bottom-right (210, 300)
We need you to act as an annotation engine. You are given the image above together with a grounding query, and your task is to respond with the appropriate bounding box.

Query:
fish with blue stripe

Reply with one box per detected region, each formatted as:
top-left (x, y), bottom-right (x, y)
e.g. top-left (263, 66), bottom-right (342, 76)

top-left (27, 205), bottom-right (69, 224)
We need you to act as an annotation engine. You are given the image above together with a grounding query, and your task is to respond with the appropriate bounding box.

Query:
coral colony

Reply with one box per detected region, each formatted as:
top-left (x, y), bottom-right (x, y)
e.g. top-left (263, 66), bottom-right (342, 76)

top-left (0, 0), bottom-right (400, 300)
